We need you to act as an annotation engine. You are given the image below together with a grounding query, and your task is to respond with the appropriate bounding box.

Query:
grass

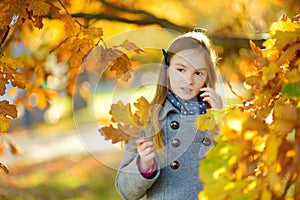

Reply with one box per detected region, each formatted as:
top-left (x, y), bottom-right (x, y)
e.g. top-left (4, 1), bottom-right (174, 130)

top-left (0, 152), bottom-right (123, 200)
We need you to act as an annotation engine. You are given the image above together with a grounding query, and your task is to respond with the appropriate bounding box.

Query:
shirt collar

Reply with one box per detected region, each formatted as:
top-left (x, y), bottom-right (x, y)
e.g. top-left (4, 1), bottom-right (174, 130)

top-left (158, 99), bottom-right (180, 120)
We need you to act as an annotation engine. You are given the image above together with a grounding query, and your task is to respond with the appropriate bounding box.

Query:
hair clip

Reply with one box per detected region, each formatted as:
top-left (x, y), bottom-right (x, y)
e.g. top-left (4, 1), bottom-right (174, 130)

top-left (162, 49), bottom-right (169, 68)
top-left (193, 27), bottom-right (207, 33)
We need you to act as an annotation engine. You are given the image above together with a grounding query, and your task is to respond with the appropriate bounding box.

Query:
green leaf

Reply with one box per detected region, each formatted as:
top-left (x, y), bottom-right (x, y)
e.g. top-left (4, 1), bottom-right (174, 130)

top-left (281, 82), bottom-right (300, 99)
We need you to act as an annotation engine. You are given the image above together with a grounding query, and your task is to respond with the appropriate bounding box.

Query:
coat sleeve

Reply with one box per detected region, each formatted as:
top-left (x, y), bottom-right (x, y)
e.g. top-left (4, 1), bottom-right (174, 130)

top-left (115, 139), bottom-right (160, 200)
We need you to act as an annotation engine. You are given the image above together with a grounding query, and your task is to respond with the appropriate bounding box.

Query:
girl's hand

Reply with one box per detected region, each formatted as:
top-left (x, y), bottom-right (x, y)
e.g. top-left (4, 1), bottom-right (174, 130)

top-left (136, 138), bottom-right (155, 171)
top-left (199, 87), bottom-right (223, 109)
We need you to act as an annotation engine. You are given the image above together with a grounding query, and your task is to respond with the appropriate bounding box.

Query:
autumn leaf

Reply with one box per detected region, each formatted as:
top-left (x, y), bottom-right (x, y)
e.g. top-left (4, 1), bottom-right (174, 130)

top-left (244, 75), bottom-right (260, 88)
top-left (0, 100), bottom-right (17, 119)
top-left (0, 75), bottom-right (8, 95)
top-left (99, 125), bottom-right (135, 144)
top-left (110, 101), bottom-right (140, 129)
top-left (260, 62), bottom-right (280, 88)
top-left (121, 40), bottom-right (144, 54)
top-left (0, 56), bottom-right (27, 90)
top-left (133, 96), bottom-right (151, 128)
top-left (109, 49), bottom-right (132, 81)
top-left (277, 43), bottom-right (300, 66)
top-left (194, 109), bottom-right (216, 131)
top-left (82, 27), bottom-right (103, 39)
top-left (0, 115), bottom-right (10, 134)
top-left (27, 0), bottom-right (51, 16)
top-left (61, 14), bottom-right (80, 36)
top-left (249, 40), bottom-right (262, 57)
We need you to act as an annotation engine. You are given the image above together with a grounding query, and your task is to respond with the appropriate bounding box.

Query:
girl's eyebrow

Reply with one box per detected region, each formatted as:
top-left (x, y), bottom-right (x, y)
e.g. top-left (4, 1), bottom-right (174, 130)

top-left (175, 63), bottom-right (207, 71)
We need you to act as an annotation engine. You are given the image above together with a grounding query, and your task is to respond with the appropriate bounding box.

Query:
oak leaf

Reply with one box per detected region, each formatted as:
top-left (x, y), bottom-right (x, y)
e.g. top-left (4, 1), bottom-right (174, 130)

top-left (99, 125), bottom-right (135, 144)
top-left (133, 96), bottom-right (151, 128)
top-left (99, 96), bottom-right (151, 143)
top-left (82, 27), bottom-right (103, 39)
top-left (110, 100), bottom-right (139, 128)
top-left (27, 0), bottom-right (51, 16)
top-left (0, 100), bottom-right (17, 119)
top-left (109, 49), bottom-right (132, 81)
top-left (121, 39), bottom-right (144, 54)
top-left (0, 115), bottom-right (11, 134)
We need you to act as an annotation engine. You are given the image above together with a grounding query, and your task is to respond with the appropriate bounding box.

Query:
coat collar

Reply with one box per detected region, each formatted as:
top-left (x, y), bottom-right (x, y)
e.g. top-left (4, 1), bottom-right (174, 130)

top-left (158, 99), bottom-right (180, 120)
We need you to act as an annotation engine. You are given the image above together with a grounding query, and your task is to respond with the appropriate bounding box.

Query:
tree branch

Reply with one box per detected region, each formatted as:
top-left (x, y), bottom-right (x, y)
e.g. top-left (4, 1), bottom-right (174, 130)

top-left (71, 12), bottom-right (265, 52)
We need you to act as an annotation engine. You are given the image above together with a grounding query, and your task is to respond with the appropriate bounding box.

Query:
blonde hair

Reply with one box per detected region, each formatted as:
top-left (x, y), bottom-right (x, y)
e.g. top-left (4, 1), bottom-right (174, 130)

top-left (149, 31), bottom-right (218, 150)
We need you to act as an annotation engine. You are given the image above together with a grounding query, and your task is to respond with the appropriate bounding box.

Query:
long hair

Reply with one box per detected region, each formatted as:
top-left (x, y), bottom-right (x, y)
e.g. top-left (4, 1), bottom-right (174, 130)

top-left (150, 31), bottom-right (219, 150)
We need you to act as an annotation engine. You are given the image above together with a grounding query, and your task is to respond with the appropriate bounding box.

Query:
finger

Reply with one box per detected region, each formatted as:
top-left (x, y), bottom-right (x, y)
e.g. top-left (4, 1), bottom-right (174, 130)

top-left (140, 152), bottom-right (155, 163)
top-left (200, 91), bottom-right (210, 97)
top-left (139, 146), bottom-right (155, 159)
top-left (137, 140), bottom-right (154, 152)
top-left (199, 87), bottom-right (213, 92)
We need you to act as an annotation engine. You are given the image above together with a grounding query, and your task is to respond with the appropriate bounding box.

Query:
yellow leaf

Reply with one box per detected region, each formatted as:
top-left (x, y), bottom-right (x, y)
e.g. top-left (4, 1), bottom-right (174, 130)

top-left (0, 115), bottom-right (10, 133)
top-left (133, 96), bottom-right (151, 129)
top-left (277, 43), bottom-right (300, 66)
top-left (194, 110), bottom-right (216, 131)
top-left (260, 62), bottom-right (280, 88)
top-left (110, 101), bottom-right (139, 128)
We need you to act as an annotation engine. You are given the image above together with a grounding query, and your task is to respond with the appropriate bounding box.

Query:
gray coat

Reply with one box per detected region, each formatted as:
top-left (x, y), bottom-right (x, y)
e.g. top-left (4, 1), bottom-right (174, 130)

top-left (116, 99), bottom-right (214, 200)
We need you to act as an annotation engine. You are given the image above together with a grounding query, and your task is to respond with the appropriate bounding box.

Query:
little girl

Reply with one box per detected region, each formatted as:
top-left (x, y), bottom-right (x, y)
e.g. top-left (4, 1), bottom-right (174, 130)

top-left (116, 30), bottom-right (223, 200)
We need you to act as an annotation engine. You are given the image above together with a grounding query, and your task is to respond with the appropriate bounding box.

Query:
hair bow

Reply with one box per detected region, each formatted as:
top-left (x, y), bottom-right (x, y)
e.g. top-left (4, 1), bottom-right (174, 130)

top-left (162, 49), bottom-right (169, 68)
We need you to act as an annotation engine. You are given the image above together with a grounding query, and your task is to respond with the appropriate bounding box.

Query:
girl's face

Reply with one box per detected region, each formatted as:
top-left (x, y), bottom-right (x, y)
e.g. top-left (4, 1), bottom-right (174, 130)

top-left (168, 48), bottom-right (208, 100)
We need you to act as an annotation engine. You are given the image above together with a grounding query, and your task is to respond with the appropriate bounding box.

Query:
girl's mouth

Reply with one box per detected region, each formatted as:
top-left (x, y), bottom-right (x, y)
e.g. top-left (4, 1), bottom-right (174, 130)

top-left (180, 87), bottom-right (193, 93)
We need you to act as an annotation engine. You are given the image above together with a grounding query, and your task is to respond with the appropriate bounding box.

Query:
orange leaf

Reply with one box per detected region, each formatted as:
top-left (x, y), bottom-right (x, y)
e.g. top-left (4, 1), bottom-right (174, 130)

top-left (33, 15), bottom-right (43, 29)
top-left (0, 100), bottom-right (17, 119)
top-left (82, 27), bottom-right (103, 39)
top-left (109, 49), bottom-right (132, 81)
top-left (27, 0), bottom-right (51, 16)
top-left (244, 75), bottom-right (260, 88)
top-left (99, 124), bottom-right (135, 144)
top-left (249, 40), bottom-right (262, 57)
top-left (0, 75), bottom-right (8, 95)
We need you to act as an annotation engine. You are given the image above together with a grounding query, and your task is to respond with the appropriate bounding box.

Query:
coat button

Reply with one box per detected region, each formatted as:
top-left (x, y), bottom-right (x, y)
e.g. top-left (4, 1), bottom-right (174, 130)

top-left (170, 161), bottom-right (179, 169)
top-left (202, 138), bottom-right (212, 146)
top-left (171, 138), bottom-right (180, 147)
top-left (170, 121), bottom-right (179, 130)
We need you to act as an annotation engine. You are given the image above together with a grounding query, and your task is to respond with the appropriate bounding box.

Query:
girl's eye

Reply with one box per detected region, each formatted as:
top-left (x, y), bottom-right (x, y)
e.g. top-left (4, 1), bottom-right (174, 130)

top-left (177, 68), bottom-right (185, 72)
top-left (196, 71), bottom-right (203, 76)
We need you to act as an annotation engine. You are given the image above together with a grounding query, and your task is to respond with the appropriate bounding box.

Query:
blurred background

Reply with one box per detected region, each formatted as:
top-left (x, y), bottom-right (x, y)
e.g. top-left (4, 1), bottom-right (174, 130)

top-left (0, 0), bottom-right (298, 199)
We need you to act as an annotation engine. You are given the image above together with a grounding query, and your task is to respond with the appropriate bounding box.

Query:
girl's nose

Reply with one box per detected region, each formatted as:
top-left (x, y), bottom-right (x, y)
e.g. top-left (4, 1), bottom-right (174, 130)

top-left (184, 73), bottom-right (193, 85)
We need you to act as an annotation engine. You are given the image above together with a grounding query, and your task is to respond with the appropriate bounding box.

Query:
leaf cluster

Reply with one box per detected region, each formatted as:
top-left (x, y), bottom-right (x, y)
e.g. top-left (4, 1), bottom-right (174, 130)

top-left (198, 14), bottom-right (300, 200)
top-left (0, 0), bottom-right (143, 173)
